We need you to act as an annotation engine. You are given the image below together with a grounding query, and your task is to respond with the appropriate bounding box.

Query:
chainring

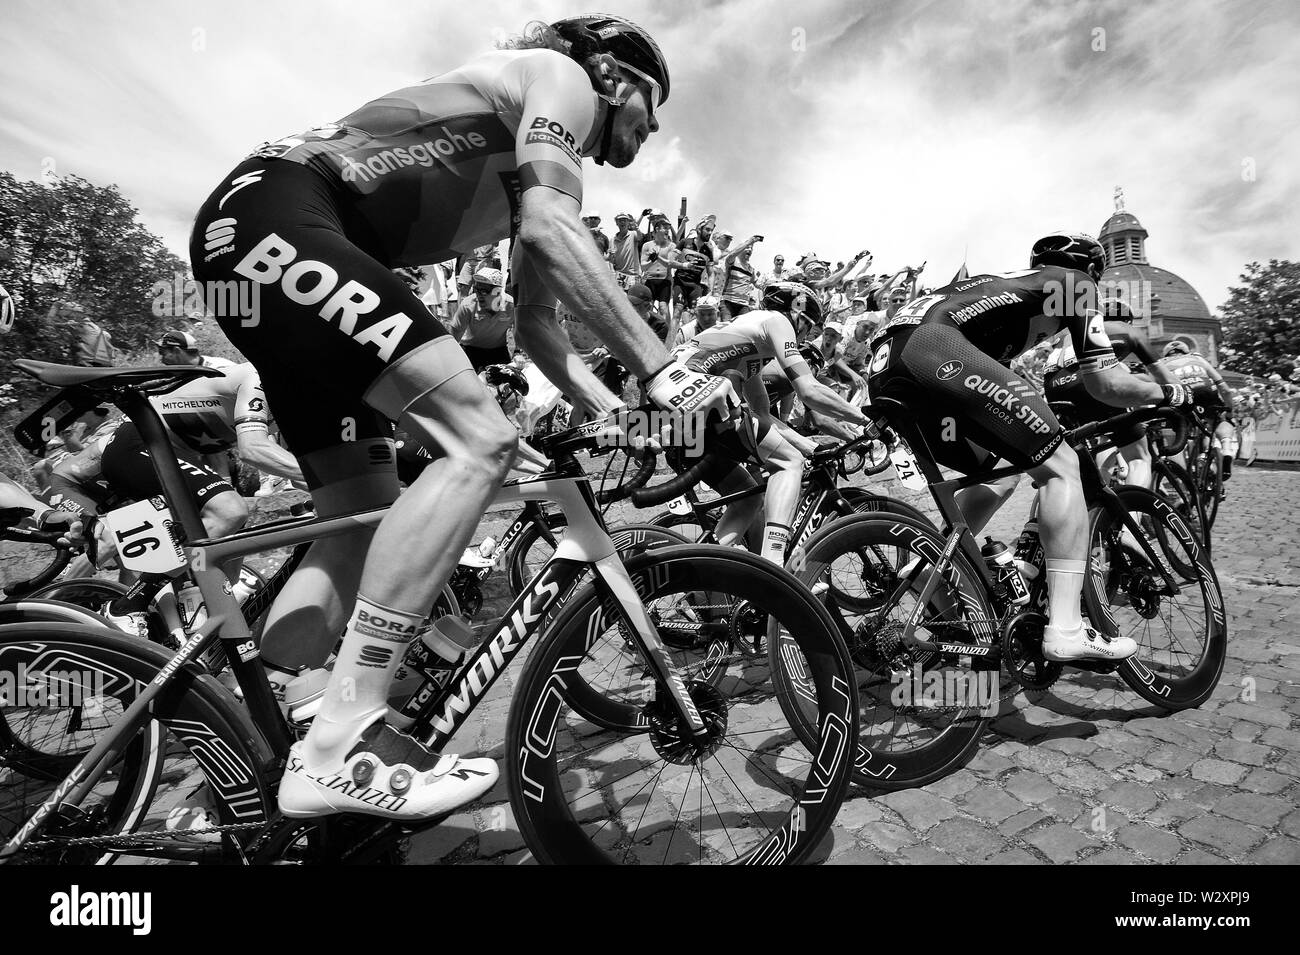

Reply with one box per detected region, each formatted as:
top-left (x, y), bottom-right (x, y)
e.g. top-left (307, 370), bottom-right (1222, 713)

top-left (1001, 611), bottom-right (1063, 691)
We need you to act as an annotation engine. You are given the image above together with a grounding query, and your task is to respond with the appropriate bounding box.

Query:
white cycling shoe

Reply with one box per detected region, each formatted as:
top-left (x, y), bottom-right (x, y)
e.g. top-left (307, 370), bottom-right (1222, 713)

top-left (1042, 623), bottom-right (1137, 662)
top-left (278, 720), bottom-right (498, 821)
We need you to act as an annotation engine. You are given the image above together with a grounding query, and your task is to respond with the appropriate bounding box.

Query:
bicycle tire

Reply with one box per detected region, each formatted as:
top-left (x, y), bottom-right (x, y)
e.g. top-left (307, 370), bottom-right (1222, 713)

top-left (0, 623), bottom-right (275, 863)
top-left (1084, 487), bottom-right (1227, 711)
top-left (25, 576), bottom-right (129, 613)
top-left (506, 544), bottom-right (856, 864)
top-left (785, 512), bottom-right (995, 790)
top-left (505, 510), bottom-right (570, 596)
top-left (1151, 459), bottom-right (1208, 557)
top-left (1199, 451), bottom-right (1223, 532)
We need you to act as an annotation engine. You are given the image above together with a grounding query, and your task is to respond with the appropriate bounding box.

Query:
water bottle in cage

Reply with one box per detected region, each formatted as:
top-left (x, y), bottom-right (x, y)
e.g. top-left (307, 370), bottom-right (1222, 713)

top-left (981, 537), bottom-right (1030, 607)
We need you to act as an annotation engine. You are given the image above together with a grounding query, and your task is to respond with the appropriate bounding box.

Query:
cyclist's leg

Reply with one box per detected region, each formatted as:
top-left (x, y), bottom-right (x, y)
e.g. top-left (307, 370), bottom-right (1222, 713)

top-left (257, 440), bottom-right (398, 678)
top-left (100, 425), bottom-right (248, 579)
top-left (708, 464), bottom-right (763, 548)
top-left (194, 158), bottom-right (505, 817)
top-left (751, 421), bottom-right (805, 563)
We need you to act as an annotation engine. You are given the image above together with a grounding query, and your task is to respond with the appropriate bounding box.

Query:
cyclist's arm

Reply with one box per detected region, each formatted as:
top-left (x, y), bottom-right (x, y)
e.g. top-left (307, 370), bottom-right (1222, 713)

top-left (761, 316), bottom-right (866, 426)
top-left (232, 368), bottom-right (303, 481)
top-left (1075, 312), bottom-right (1165, 406)
top-left (511, 250), bottom-right (623, 417)
top-left (511, 56), bottom-right (670, 380)
top-left (1205, 363), bottom-right (1234, 406)
top-left (741, 376), bottom-right (816, 456)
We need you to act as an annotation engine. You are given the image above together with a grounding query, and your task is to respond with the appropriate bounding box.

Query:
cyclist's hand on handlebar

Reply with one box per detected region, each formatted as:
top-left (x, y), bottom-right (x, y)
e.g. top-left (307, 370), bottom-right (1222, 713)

top-left (1158, 382), bottom-right (1190, 408)
top-left (645, 361), bottom-right (741, 431)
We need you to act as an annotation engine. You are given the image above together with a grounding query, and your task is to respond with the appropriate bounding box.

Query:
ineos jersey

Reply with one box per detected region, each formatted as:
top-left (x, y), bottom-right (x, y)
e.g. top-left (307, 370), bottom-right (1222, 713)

top-left (878, 267), bottom-right (1119, 372)
top-left (250, 50), bottom-right (597, 267)
top-left (1044, 321), bottom-right (1158, 383)
top-left (673, 310), bottom-right (810, 387)
top-left (146, 362), bottom-right (271, 456)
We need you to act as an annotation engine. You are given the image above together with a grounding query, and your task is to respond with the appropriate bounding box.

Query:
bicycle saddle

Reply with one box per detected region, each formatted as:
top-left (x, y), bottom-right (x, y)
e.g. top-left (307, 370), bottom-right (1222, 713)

top-left (13, 359), bottom-right (224, 389)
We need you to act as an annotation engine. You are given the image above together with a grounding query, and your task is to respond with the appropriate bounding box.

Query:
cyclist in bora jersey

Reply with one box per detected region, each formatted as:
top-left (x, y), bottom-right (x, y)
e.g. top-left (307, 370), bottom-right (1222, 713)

top-left (866, 233), bottom-right (1189, 663)
top-left (190, 16), bottom-right (736, 821)
top-left (673, 281), bottom-right (870, 564)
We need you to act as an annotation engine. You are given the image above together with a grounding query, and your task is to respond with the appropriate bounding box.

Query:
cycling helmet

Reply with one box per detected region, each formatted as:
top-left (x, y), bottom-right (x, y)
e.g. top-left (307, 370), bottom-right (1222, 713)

top-left (1162, 340), bottom-right (1191, 358)
top-left (1029, 233), bottom-right (1106, 281)
top-left (798, 343), bottom-right (825, 369)
top-left (482, 363), bottom-right (529, 397)
top-left (762, 281), bottom-right (823, 326)
top-left (552, 15), bottom-right (668, 167)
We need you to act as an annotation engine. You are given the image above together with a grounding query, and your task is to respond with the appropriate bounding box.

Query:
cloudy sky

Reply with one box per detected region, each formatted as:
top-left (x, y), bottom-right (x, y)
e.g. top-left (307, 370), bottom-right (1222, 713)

top-left (3, 0), bottom-right (1296, 307)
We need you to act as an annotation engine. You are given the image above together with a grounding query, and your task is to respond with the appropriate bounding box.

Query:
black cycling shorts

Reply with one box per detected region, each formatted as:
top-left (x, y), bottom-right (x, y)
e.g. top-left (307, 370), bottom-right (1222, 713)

top-left (101, 425), bottom-right (235, 509)
top-left (190, 157), bottom-right (459, 462)
top-left (1044, 367), bottom-right (1146, 446)
top-left (867, 323), bottom-right (1063, 473)
top-left (674, 279), bottom-right (706, 306)
top-left (644, 277), bottom-right (672, 303)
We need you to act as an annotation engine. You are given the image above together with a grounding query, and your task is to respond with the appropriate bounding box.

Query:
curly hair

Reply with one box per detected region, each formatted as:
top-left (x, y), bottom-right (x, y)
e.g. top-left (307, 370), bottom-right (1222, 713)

top-left (496, 21), bottom-right (570, 54)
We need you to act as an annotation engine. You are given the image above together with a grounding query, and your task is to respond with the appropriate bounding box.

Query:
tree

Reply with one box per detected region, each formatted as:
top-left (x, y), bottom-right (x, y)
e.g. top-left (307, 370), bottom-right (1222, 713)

top-left (1218, 259), bottom-right (1300, 377)
top-left (0, 172), bottom-right (188, 404)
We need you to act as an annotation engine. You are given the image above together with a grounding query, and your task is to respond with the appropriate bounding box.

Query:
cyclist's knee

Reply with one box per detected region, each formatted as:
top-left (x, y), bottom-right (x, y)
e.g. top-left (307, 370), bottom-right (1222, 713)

top-left (1029, 440), bottom-right (1079, 485)
top-left (202, 490), bottom-right (249, 537)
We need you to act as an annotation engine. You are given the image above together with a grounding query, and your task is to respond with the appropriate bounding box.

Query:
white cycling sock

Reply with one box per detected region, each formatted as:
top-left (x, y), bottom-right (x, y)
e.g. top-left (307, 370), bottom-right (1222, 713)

top-left (1045, 558), bottom-right (1086, 632)
top-left (760, 522), bottom-right (794, 565)
top-left (304, 596), bottom-right (424, 771)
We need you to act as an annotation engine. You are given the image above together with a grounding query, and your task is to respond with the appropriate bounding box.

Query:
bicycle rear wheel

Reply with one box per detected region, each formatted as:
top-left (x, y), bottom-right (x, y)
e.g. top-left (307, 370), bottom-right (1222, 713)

top-left (786, 513), bottom-right (995, 790)
top-left (1084, 487), bottom-right (1226, 710)
top-left (507, 545), bottom-right (855, 864)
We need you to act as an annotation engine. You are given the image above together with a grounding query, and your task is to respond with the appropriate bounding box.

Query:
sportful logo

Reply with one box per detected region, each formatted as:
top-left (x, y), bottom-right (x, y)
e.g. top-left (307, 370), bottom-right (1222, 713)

top-left (936, 359), bottom-right (964, 381)
top-left (203, 217), bottom-right (238, 262)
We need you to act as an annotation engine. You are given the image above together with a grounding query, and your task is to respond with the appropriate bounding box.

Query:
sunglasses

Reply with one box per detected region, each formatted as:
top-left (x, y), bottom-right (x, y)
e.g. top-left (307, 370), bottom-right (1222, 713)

top-left (616, 61), bottom-right (663, 115)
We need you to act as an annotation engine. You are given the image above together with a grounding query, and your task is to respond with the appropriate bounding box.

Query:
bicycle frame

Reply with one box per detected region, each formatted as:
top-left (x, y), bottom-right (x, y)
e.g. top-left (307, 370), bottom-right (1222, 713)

top-left (869, 398), bottom-right (1187, 655)
top-left (2, 389), bottom-right (711, 858)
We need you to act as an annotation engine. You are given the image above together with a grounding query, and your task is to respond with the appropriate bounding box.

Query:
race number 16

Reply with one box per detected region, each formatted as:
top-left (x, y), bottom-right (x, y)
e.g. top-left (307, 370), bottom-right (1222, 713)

top-left (103, 497), bottom-right (187, 575)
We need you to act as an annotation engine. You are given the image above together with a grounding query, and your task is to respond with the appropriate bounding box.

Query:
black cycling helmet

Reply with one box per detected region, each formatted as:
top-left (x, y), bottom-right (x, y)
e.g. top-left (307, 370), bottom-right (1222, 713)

top-left (552, 14), bottom-right (670, 105)
top-left (552, 15), bottom-right (668, 167)
top-left (1030, 233), bottom-right (1106, 282)
top-left (762, 281), bottom-right (824, 326)
top-left (798, 343), bottom-right (825, 369)
top-left (482, 363), bottom-right (529, 397)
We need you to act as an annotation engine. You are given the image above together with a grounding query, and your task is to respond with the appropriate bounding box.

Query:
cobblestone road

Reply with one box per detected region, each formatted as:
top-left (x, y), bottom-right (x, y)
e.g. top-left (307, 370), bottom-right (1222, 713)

top-left (409, 464), bottom-right (1300, 865)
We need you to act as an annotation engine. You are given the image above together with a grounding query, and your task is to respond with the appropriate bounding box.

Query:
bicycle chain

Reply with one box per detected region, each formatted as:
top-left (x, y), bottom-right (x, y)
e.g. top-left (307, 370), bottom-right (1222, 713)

top-left (23, 820), bottom-right (264, 851)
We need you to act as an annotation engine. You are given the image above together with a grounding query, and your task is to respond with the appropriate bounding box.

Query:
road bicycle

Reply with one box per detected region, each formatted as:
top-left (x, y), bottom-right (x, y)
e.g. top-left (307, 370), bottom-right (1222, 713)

top-left (0, 359), bottom-right (857, 865)
top-left (781, 400), bottom-right (1227, 791)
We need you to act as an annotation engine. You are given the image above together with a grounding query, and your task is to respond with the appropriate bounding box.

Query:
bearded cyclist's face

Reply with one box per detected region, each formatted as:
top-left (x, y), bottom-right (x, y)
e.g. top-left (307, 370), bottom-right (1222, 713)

top-left (605, 82), bottom-right (659, 168)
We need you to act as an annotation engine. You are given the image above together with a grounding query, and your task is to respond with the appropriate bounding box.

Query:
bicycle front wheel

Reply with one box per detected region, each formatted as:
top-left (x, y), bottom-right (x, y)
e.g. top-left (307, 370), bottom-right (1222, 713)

top-left (506, 545), bottom-right (856, 865)
top-left (1085, 487), bottom-right (1227, 710)
top-left (786, 513), bottom-right (996, 790)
